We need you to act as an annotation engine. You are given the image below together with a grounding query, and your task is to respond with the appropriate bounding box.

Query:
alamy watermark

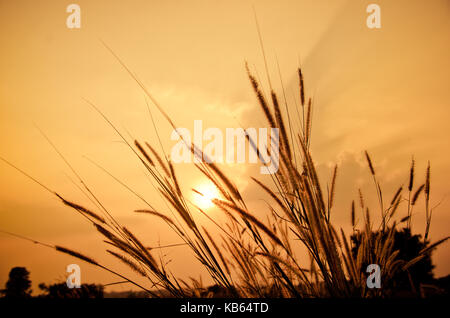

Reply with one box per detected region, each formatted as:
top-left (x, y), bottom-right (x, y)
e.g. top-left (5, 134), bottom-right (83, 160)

top-left (66, 4), bottom-right (81, 29)
top-left (66, 264), bottom-right (81, 288)
top-left (170, 120), bottom-right (279, 175)
top-left (64, 5), bottom-right (380, 31)
top-left (366, 4), bottom-right (381, 29)
top-left (366, 264), bottom-right (381, 289)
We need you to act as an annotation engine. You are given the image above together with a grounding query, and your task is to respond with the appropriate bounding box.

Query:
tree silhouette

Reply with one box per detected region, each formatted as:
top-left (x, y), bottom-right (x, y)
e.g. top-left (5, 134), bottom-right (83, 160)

top-left (1, 267), bottom-right (32, 298)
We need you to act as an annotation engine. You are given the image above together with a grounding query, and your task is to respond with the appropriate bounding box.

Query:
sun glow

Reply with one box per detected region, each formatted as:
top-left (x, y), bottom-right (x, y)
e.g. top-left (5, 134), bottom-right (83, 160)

top-left (192, 182), bottom-right (220, 210)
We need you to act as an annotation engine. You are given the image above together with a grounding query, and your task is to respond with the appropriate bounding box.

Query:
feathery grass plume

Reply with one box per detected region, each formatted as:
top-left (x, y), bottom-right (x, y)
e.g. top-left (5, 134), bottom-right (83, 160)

top-left (55, 242), bottom-right (157, 296)
top-left (425, 161), bottom-right (431, 240)
top-left (351, 200), bottom-right (356, 229)
top-left (277, 143), bottom-right (300, 191)
top-left (408, 158), bottom-right (415, 191)
top-left (246, 63), bottom-right (276, 128)
top-left (390, 186), bottom-right (403, 206)
top-left (364, 151), bottom-right (375, 176)
top-left (411, 184), bottom-right (425, 205)
top-left (135, 140), bottom-right (155, 166)
top-left (329, 225), bottom-right (342, 248)
top-left (194, 168), bottom-right (232, 202)
top-left (402, 254), bottom-right (426, 271)
top-left (305, 98), bottom-right (312, 146)
top-left (400, 215), bottom-right (411, 223)
top-left (406, 157), bottom-right (415, 229)
top-left (55, 193), bottom-right (106, 224)
top-left (389, 195), bottom-right (402, 220)
top-left (204, 160), bottom-right (242, 202)
top-left (94, 223), bottom-right (120, 242)
top-left (122, 226), bottom-right (159, 269)
top-left (107, 250), bottom-right (147, 276)
top-left (419, 236), bottom-right (450, 256)
top-left (251, 177), bottom-right (286, 210)
top-left (298, 67), bottom-right (305, 106)
top-left (55, 246), bottom-right (98, 265)
top-left (213, 199), bottom-right (284, 247)
top-left (358, 188), bottom-right (365, 209)
top-left (365, 208), bottom-right (371, 231)
top-left (159, 190), bottom-right (196, 230)
top-left (297, 138), bottom-right (327, 213)
top-left (99, 228), bottom-right (151, 266)
top-left (384, 250), bottom-right (402, 277)
top-left (364, 151), bottom-right (385, 229)
top-left (329, 164), bottom-right (338, 213)
top-left (257, 252), bottom-right (310, 280)
top-left (103, 238), bottom-right (148, 270)
top-left (425, 162), bottom-right (431, 201)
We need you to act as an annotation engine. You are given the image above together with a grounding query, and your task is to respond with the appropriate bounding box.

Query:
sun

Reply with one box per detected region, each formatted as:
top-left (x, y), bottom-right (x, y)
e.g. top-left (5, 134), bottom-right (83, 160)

top-left (192, 182), bottom-right (220, 210)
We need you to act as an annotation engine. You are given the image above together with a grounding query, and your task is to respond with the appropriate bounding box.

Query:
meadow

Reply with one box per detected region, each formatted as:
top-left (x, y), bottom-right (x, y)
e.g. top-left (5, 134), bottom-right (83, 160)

top-left (1, 50), bottom-right (447, 297)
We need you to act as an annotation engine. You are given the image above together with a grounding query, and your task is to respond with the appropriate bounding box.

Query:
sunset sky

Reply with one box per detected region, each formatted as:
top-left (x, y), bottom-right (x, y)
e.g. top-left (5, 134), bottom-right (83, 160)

top-left (0, 0), bottom-right (449, 294)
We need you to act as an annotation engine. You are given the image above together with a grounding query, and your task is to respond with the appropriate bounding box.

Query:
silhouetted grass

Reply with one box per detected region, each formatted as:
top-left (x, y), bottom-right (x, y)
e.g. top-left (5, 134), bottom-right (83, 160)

top-left (1, 60), bottom-right (448, 298)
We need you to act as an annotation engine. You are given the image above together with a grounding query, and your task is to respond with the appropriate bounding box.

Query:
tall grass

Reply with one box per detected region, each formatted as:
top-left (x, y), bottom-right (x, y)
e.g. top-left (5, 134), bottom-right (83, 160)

top-left (1, 62), bottom-right (448, 298)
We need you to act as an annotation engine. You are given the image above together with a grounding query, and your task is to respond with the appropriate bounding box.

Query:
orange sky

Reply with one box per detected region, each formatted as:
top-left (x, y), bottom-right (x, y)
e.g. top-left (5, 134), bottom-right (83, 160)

top-left (0, 0), bottom-right (449, 294)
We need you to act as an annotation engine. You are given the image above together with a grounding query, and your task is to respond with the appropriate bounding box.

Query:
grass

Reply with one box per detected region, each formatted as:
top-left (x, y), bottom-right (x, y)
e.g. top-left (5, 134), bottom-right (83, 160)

top-left (1, 57), bottom-right (448, 298)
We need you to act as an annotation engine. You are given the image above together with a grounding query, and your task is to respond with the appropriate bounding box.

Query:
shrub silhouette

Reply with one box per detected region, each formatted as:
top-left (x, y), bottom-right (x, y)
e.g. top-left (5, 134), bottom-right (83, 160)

top-left (351, 228), bottom-right (434, 295)
top-left (38, 282), bottom-right (104, 298)
top-left (1, 267), bottom-right (32, 298)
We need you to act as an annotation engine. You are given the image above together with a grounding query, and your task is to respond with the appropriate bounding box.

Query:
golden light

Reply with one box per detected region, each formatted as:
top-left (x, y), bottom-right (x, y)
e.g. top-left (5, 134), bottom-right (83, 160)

top-left (192, 182), bottom-right (220, 210)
